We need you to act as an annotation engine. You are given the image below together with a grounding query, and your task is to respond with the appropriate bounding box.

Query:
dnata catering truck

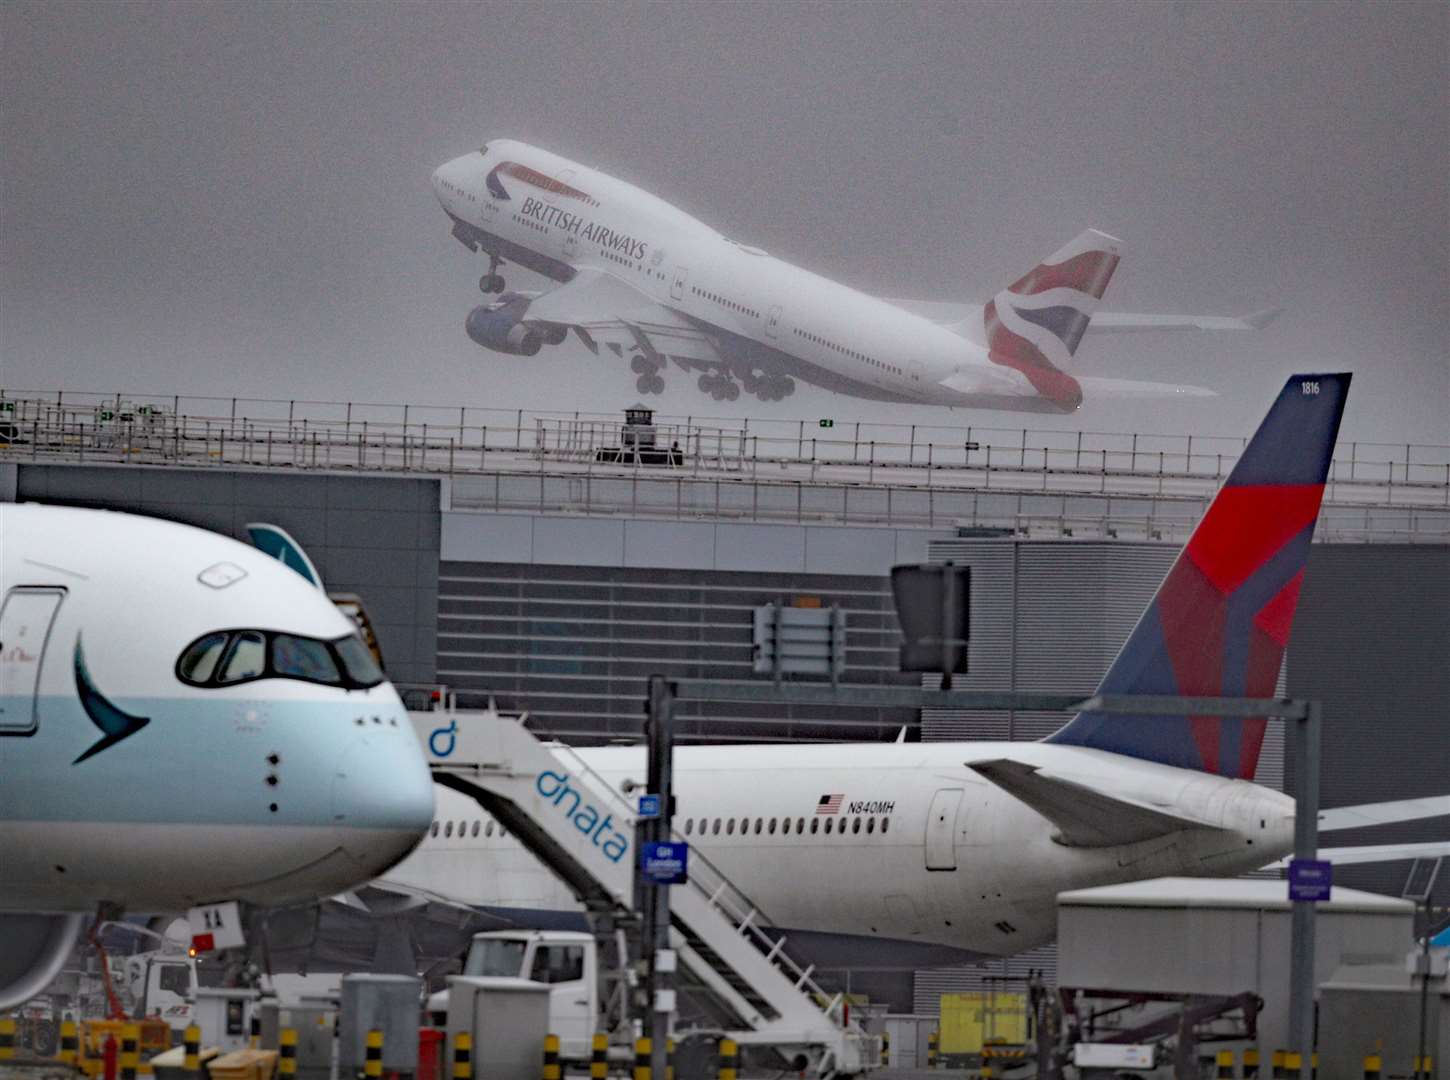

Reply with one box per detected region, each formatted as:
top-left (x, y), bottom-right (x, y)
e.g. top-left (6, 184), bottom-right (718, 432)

top-left (427, 930), bottom-right (598, 1060)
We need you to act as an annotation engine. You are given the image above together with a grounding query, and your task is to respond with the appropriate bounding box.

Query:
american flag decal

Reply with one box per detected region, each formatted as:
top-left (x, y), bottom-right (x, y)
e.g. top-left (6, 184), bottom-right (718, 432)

top-left (816, 793), bottom-right (844, 815)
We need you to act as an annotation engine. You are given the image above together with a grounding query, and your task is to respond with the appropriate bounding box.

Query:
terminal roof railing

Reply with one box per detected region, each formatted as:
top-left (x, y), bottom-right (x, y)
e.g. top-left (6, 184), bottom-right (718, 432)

top-left (2, 391), bottom-right (1446, 544)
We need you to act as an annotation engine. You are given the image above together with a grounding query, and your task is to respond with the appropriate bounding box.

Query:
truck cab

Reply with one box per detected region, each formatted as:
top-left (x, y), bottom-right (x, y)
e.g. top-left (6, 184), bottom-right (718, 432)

top-left (428, 931), bottom-right (597, 1060)
top-left (123, 953), bottom-right (198, 1035)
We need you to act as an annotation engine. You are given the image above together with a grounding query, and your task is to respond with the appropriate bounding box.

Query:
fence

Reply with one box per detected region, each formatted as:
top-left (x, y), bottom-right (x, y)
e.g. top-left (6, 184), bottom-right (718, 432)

top-left (2, 391), bottom-right (1447, 542)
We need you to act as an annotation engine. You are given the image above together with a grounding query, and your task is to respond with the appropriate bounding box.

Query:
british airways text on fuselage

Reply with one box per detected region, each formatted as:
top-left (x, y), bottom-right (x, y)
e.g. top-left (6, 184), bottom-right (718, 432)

top-left (518, 196), bottom-right (648, 262)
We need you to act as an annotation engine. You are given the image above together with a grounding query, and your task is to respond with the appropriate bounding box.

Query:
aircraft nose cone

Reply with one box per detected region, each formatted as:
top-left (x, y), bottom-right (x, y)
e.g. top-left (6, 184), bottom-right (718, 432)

top-left (332, 729), bottom-right (435, 866)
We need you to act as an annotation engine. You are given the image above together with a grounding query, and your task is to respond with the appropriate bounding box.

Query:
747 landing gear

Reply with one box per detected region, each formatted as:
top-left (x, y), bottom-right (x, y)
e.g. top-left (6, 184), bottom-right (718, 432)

top-left (478, 254), bottom-right (505, 294)
top-left (698, 372), bottom-right (740, 402)
top-left (632, 355), bottom-right (666, 395)
top-left (748, 374), bottom-right (794, 403)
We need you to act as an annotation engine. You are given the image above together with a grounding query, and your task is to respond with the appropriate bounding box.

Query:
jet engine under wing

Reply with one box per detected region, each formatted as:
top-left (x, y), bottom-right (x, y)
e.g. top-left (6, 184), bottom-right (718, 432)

top-left (523, 268), bottom-right (722, 364)
top-left (968, 758), bottom-right (1225, 847)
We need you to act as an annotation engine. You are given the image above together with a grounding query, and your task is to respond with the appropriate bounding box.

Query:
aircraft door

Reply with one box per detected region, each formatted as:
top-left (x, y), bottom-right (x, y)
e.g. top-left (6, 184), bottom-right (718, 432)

top-left (670, 267), bottom-right (688, 301)
top-left (0, 587), bottom-right (65, 735)
top-left (925, 787), bottom-right (963, 871)
top-left (765, 304), bottom-right (782, 339)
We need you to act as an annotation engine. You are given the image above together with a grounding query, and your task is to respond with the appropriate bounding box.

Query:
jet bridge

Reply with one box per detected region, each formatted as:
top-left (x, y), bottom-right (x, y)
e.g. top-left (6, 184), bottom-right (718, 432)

top-left (410, 705), bottom-right (877, 1077)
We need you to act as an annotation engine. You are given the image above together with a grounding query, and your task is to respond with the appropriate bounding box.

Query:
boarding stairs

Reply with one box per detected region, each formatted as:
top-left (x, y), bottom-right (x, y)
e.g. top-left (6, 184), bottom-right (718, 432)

top-left (412, 706), bottom-right (878, 1076)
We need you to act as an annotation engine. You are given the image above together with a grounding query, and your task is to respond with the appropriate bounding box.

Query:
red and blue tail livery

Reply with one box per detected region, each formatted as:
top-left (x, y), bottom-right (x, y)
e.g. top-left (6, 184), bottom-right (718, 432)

top-left (1047, 373), bottom-right (1351, 778)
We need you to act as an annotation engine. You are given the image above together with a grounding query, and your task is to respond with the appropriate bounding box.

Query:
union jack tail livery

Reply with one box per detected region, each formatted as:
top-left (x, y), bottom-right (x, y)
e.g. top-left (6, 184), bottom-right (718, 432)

top-left (1047, 372), bottom-right (1352, 779)
top-left (984, 229), bottom-right (1123, 411)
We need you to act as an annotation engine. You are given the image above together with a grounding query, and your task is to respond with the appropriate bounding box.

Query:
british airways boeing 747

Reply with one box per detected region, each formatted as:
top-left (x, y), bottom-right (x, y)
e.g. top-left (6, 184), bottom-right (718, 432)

top-left (432, 139), bottom-right (1276, 411)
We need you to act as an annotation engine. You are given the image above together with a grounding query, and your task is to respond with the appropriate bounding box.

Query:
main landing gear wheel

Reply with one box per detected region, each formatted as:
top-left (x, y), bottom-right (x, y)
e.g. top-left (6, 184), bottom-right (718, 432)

top-left (698, 373), bottom-right (739, 401)
top-left (636, 374), bottom-right (665, 395)
top-left (478, 254), bottom-right (505, 294)
top-left (752, 375), bottom-right (795, 402)
top-left (632, 356), bottom-right (654, 375)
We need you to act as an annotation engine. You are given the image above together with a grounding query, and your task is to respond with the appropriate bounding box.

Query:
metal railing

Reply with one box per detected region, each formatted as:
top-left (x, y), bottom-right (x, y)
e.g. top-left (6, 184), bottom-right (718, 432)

top-left (2, 391), bottom-right (1447, 543)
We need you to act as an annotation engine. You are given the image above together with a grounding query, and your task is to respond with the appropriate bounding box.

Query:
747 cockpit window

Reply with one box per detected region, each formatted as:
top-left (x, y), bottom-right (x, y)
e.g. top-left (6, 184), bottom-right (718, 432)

top-left (176, 630), bottom-right (384, 690)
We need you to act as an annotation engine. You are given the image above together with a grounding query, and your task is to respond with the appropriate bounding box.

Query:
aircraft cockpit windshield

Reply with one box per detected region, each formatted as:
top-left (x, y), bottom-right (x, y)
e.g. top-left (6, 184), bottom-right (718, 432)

top-left (176, 628), bottom-right (384, 690)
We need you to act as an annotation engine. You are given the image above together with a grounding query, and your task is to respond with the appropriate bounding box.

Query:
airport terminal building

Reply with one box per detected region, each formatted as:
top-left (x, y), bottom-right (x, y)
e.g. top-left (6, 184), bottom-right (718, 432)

top-left (3, 393), bottom-right (1446, 1010)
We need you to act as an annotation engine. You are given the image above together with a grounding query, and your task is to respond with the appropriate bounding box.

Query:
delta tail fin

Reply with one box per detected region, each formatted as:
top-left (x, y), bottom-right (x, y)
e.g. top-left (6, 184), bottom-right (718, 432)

top-left (982, 228), bottom-right (1123, 411)
top-left (1046, 373), bottom-right (1351, 778)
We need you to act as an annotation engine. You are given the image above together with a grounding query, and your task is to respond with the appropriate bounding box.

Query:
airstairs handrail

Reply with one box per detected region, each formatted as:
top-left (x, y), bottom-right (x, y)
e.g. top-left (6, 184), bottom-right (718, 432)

top-left (423, 709), bottom-right (874, 1069)
top-left (546, 738), bottom-right (847, 1014)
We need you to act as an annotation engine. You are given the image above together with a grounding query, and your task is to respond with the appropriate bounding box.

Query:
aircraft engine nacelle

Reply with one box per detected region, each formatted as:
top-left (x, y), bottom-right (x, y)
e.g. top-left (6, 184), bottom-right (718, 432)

top-left (0, 913), bottom-right (87, 1010)
top-left (465, 302), bottom-right (543, 357)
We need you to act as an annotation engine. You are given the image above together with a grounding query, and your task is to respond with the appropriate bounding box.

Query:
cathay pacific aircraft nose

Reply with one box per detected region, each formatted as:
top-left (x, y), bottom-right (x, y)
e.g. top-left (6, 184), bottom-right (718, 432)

top-left (332, 714), bottom-right (436, 869)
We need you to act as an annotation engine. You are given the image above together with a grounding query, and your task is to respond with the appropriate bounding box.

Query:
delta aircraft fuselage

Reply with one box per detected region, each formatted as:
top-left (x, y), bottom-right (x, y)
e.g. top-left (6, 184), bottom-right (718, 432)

top-left (393, 739), bottom-right (1294, 961)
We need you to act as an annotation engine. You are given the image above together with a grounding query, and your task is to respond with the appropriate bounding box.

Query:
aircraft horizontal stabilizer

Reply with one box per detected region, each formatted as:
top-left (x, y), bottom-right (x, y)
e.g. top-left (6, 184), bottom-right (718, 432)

top-left (1088, 307), bottom-right (1283, 334)
top-left (1073, 375), bottom-right (1218, 400)
top-left (1319, 795), bottom-right (1450, 832)
top-left (968, 759), bottom-right (1223, 847)
top-left (1262, 840), bottom-right (1450, 871)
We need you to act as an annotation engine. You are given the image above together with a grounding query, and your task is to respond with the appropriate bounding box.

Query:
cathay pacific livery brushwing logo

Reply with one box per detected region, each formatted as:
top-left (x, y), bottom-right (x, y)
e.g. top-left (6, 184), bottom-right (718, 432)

top-left (73, 635), bottom-right (150, 764)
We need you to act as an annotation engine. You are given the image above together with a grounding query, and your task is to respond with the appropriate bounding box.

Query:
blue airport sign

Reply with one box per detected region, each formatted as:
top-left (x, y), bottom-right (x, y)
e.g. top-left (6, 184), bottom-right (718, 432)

top-left (1288, 858), bottom-right (1333, 902)
top-left (641, 842), bottom-right (688, 885)
top-left (637, 793), bottom-right (662, 819)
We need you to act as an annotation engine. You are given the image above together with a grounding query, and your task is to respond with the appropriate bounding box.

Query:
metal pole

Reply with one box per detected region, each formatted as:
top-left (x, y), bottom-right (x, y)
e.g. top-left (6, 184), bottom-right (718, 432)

top-left (645, 675), bottom-right (675, 1080)
top-left (1288, 700), bottom-right (1321, 1080)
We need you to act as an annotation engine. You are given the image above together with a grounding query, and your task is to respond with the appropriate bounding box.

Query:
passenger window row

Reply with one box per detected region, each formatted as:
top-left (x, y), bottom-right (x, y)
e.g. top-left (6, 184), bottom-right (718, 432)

top-left (793, 327), bottom-right (903, 376)
top-left (690, 285), bottom-right (758, 320)
top-left (682, 815), bottom-right (888, 838)
top-left (431, 817), bottom-right (507, 839)
top-left (429, 814), bottom-right (889, 841)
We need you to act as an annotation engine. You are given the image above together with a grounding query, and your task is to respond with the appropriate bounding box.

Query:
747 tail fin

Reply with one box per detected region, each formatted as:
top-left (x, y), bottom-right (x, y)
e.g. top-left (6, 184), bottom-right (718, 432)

top-left (983, 228), bottom-right (1124, 411)
top-left (1046, 373), bottom-right (1351, 778)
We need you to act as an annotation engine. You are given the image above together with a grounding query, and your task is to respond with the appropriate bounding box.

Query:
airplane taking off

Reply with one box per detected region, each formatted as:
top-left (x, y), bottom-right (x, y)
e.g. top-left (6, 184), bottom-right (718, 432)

top-left (380, 373), bottom-right (1447, 970)
top-left (431, 139), bottom-right (1276, 412)
top-left (0, 505), bottom-right (435, 1008)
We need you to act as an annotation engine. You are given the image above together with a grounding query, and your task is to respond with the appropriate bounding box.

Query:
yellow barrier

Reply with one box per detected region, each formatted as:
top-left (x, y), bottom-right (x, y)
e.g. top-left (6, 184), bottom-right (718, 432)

top-left (633, 1036), bottom-right (651, 1080)
top-left (59, 1019), bottom-right (80, 1067)
top-left (590, 1033), bottom-right (607, 1080)
top-left (363, 1029), bottom-right (383, 1080)
top-left (183, 1025), bottom-right (201, 1076)
top-left (0, 1017), bottom-right (16, 1062)
top-left (451, 1032), bottom-right (472, 1080)
top-left (279, 1029), bottom-right (297, 1079)
top-left (927, 1028), bottom-right (938, 1069)
top-left (717, 1037), bottom-right (738, 1080)
top-left (542, 1034), bottom-right (560, 1080)
top-left (120, 1024), bottom-right (140, 1080)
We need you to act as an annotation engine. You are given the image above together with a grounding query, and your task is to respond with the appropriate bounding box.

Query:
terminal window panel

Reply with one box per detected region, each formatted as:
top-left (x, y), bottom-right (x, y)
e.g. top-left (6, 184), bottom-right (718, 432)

top-left (437, 561), bottom-right (916, 744)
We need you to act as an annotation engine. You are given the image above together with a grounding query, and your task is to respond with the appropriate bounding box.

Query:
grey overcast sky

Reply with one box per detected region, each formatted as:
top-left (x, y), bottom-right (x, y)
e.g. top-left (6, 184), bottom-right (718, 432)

top-left (2, 1), bottom-right (1446, 448)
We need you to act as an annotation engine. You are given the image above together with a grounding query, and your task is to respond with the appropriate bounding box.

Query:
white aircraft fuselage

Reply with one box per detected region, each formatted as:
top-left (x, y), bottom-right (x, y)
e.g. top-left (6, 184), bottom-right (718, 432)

top-left (0, 504), bottom-right (436, 915)
top-left (432, 140), bottom-right (1226, 412)
top-left (394, 739), bottom-right (1293, 960)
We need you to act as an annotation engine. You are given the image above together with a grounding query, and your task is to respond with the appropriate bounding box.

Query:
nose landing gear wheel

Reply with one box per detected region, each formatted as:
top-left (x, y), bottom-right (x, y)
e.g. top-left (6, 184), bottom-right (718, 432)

top-left (479, 273), bottom-right (505, 294)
